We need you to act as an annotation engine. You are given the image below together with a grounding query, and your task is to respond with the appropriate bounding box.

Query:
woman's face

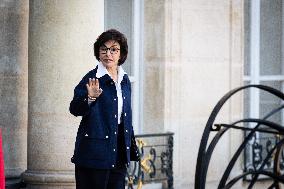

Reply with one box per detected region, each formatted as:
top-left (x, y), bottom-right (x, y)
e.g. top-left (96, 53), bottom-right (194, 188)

top-left (99, 40), bottom-right (121, 69)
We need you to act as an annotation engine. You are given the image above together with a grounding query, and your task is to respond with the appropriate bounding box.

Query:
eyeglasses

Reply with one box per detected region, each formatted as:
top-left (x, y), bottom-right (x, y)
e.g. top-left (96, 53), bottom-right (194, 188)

top-left (99, 46), bottom-right (120, 55)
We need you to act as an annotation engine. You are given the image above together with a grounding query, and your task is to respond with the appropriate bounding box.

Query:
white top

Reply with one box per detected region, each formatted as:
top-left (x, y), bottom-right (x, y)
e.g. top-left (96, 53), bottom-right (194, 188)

top-left (94, 62), bottom-right (126, 124)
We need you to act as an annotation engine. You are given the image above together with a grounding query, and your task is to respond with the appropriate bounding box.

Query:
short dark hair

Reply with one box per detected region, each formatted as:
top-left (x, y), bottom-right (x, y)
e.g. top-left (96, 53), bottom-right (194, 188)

top-left (94, 29), bottom-right (128, 66)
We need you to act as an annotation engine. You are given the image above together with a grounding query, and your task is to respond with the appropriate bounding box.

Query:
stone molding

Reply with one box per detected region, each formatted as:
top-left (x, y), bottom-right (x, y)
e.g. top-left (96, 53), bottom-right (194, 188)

top-left (22, 170), bottom-right (75, 185)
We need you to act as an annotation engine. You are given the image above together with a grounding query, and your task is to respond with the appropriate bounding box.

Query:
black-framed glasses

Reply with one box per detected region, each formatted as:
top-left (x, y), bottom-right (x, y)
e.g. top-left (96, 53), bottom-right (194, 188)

top-left (99, 46), bottom-right (120, 55)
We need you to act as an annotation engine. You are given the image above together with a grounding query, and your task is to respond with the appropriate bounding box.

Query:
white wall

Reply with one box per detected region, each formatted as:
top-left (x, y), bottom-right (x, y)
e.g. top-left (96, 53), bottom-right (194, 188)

top-left (162, 0), bottom-right (244, 188)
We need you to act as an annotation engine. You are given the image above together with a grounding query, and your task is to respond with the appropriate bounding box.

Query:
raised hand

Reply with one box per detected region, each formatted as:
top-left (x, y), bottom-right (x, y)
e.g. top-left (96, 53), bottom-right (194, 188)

top-left (86, 78), bottom-right (103, 98)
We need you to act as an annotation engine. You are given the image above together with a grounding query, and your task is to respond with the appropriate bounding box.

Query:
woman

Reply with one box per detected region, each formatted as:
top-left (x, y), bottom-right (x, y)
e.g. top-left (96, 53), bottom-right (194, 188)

top-left (69, 29), bottom-right (139, 189)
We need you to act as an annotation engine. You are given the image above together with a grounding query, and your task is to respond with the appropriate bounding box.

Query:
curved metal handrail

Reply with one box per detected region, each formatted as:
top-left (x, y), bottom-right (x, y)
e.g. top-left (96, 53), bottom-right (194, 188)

top-left (195, 84), bottom-right (284, 189)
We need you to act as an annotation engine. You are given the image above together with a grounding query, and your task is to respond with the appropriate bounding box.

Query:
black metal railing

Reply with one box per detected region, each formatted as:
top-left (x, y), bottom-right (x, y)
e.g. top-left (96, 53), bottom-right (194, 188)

top-left (195, 85), bottom-right (284, 189)
top-left (244, 105), bottom-right (284, 181)
top-left (127, 132), bottom-right (174, 189)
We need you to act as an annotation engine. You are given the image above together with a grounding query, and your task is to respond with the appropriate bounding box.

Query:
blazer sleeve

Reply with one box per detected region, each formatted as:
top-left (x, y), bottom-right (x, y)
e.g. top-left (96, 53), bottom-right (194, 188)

top-left (69, 70), bottom-right (96, 117)
top-left (130, 130), bottom-right (140, 161)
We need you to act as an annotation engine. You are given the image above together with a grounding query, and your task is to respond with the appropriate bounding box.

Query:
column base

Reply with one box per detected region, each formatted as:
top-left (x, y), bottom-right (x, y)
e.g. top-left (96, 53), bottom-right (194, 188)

top-left (6, 178), bottom-right (25, 189)
top-left (22, 170), bottom-right (75, 189)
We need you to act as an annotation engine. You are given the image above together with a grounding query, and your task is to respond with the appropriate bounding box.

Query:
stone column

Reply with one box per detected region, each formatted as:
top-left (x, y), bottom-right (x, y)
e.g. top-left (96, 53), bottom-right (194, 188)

top-left (22, 1), bottom-right (104, 188)
top-left (0, 0), bottom-right (29, 187)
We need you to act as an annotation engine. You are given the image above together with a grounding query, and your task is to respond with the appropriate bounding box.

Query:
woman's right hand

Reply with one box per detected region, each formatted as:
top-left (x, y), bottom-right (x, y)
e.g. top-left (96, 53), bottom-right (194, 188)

top-left (86, 78), bottom-right (103, 98)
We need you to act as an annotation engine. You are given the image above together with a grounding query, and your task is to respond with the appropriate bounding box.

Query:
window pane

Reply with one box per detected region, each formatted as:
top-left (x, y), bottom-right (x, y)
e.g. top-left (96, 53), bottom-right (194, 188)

top-left (105, 0), bottom-right (133, 75)
top-left (244, 0), bottom-right (251, 76)
top-left (244, 81), bottom-right (250, 119)
top-left (259, 0), bottom-right (283, 75)
top-left (259, 81), bottom-right (282, 125)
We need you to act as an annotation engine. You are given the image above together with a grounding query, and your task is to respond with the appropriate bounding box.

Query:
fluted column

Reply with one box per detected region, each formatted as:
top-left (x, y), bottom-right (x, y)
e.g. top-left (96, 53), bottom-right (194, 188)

top-left (22, 1), bottom-right (104, 188)
top-left (0, 0), bottom-right (29, 186)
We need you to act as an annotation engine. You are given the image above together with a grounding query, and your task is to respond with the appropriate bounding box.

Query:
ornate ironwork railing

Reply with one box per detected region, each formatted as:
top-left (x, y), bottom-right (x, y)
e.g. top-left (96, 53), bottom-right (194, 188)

top-left (244, 104), bottom-right (284, 181)
top-left (195, 85), bottom-right (284, 189)
top-left (126, 132), bottom-right (174, 189)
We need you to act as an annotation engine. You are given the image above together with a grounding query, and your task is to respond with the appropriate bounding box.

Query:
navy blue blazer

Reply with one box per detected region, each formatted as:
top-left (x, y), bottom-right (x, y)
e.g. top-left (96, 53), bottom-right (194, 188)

top-left (69, 66), bottom-right (134, 169)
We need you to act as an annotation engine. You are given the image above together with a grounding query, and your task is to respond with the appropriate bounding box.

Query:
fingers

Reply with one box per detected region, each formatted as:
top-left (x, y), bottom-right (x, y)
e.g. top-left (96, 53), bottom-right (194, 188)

top-left (88, 78), bottom-right (95, 87)
top-left (87, 78), bottom-right (103, 97)
top-left (88, 78), bottom-right (100, 88)
top-left (94, 79), bottom-right (100, 89)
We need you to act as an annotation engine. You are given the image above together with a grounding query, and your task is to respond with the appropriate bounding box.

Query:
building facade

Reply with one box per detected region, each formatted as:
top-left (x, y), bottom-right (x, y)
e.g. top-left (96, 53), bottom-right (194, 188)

top-left (0, 0), bottom-right (283, 188)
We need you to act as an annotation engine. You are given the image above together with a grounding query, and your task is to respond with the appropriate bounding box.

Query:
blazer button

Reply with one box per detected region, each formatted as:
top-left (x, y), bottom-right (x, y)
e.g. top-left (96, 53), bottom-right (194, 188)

top-left (113, 149), bottom-right (116, 152)
top-left (125, 129), bottom-right (128, 133)
top-left (126, 146), bottom-right (129, 150)
top-left (124, 113), bottom-right (127, 117)
top-left (114, 114), bottom-right (117, 118)
top-left (114, 98), bottom-right (116, 101)
top-left (114, 131), bottom-right (117, 135)
top-left (105, 135), bottom-right (109, 139)
top-left (112, 165), bottom-right (115, 168)
top-left (123, 96), bottom-right (126, 99)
